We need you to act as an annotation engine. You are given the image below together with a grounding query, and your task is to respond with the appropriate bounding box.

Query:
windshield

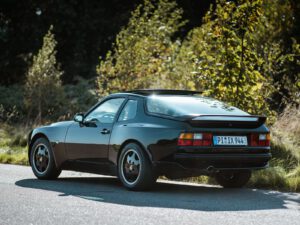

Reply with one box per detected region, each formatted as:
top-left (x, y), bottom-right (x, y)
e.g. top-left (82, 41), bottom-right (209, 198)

top-left (146, 96), bottom-right (248, 117)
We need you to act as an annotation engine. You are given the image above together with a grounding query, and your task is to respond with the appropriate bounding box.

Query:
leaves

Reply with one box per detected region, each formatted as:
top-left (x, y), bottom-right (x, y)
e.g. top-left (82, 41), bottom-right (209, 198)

top-left (24, 25), bottom-right (64, 124)
top-left (96, 0), bottom-right (186, 96)
top-left (95, 0), bottom-right (298, 121)
top-left (179, 0), bottom-right (271, 116)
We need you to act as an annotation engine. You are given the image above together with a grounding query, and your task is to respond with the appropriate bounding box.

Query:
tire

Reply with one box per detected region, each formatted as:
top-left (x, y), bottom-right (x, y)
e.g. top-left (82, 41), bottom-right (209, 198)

top-left (30, 137), bottom-right (61, 179)
top-left (215, 170), bottom-right (251, 188)
top-left (118, 143), bottom-right (156, 191)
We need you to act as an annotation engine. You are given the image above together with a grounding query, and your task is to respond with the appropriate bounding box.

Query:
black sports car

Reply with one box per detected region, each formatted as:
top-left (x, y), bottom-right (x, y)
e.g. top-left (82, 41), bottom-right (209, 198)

top-left (28, 90), bottom-right (271, 190)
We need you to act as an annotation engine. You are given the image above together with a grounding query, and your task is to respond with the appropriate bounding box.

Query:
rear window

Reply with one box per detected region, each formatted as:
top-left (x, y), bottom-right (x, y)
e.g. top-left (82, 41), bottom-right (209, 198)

top-left (146, 96), bottom-right (248, 117)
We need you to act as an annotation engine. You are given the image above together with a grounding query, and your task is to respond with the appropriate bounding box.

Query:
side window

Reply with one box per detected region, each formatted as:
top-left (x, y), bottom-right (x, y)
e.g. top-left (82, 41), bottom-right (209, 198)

top-left (118, 100), bottom-right (138, 121)
top-left (85, 98), bottom-right (125, 123)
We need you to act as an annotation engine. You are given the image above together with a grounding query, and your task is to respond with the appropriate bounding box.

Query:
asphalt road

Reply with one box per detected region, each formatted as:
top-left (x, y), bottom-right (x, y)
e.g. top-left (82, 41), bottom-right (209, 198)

top-left (0, 164), bottom-right (299, 225)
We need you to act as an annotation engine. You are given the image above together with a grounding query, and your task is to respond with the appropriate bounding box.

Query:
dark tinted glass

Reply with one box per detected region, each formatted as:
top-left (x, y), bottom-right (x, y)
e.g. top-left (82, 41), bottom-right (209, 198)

top-left (118, 100), bottom-right (138, 121)
top-left (146, 96), bottom-right (248, 117)
top-left (85, 98), bottom-right (125, 123)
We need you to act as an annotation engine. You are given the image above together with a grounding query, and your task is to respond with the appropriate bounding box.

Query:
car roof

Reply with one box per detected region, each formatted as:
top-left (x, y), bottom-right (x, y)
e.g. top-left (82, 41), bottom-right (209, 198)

top-left (111, 89), bottom-right (202, 97)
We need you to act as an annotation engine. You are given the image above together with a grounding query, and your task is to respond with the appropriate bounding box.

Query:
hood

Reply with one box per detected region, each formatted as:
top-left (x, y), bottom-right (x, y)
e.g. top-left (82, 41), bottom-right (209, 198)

top-left (49, 121), bottom-right (73, 127)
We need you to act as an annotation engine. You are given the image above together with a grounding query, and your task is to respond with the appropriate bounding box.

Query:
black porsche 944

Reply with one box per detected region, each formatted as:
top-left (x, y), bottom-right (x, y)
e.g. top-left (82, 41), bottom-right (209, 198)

top-left (28, 90), bottom-right (271, 190)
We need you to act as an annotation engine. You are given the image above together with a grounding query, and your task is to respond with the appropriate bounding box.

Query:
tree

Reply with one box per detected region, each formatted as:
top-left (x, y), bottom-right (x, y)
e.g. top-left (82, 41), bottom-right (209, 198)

top-left (253, 0), bottom-right (300, 112)
top-left (96, 0), bottom-right (186, 96)
top-left (179, 0), bottom-right (273, 116)
top-left (25, 25), bottom-right (63, 124)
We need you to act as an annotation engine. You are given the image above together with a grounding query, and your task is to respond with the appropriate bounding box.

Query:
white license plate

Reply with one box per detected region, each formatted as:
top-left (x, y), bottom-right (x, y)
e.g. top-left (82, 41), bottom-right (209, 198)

top-left (213, 136), bottom-right (248, 146)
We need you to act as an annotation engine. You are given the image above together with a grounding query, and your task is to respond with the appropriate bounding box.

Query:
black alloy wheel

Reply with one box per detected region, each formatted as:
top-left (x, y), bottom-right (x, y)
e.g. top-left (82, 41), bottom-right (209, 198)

top-left (30, 137), bottom-right (61, 179)
top-left (118, 143), bottom-right (156, 191)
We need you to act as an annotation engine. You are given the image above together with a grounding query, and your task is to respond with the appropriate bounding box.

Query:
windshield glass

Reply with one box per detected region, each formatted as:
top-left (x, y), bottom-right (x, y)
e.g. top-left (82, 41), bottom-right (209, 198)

top-left (146, 96), bottom-right (248, 117)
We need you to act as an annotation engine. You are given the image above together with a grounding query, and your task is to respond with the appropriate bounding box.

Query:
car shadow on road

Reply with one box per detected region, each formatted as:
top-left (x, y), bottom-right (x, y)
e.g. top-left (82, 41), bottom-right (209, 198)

top-left (15, 176), bottom-right (300, 211)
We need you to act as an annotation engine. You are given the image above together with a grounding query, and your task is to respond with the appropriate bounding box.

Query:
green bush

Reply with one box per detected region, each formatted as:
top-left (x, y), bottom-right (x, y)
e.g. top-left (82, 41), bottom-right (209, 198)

top-left (0, 124), bottom-right (30, 152)
top-left (0, 85), bottom-right (25, 123)
top-left (62, 77), bottom-right (98, 119)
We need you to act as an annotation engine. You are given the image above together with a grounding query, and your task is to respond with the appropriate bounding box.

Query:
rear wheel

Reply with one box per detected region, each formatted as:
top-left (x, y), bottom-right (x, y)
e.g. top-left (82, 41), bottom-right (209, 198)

top-left (215, 170), bottom-right (251, 188)
top-left (118, 143), bottom-right (156, 191)
top-left (30, 137), bottom-right (61, 179)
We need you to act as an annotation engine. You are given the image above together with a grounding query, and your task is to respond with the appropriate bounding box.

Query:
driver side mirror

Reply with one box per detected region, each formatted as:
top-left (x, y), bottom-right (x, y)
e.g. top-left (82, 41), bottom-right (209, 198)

top-left (73, 113), bottom-right (84, 123)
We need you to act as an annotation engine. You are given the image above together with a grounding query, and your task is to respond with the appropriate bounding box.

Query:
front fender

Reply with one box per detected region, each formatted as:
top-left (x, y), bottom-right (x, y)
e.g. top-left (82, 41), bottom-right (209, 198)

top-left (28, 123), bottom-right (71, 168)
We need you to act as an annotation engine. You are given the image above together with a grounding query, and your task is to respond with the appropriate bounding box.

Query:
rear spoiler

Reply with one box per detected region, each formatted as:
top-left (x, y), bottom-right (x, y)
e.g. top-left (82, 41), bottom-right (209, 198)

top-left (185, 115), bottom-right (267, 128)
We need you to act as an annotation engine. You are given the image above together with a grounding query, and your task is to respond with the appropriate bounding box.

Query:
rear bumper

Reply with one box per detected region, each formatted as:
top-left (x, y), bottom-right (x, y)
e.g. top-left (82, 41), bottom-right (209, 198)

top-left (154, 153), bottom-right (271, 178)
top-left (174, 152), bottom-right (271, 162)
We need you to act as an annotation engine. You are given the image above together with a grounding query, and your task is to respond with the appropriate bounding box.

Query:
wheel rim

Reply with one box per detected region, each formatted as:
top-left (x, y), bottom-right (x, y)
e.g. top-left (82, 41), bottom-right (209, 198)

top-left (32, 143), bottom-right (50, 174)
top-left (121, 149), bottom-right (141, 185)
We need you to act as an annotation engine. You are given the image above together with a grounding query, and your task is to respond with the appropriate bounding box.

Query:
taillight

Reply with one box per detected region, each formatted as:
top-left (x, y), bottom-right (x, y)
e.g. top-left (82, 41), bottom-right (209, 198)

top-left (177, 133), bottom-right (193, 146)
top-left (250, 133), bottom-right (270, 146)
top-left (178, 133), bottom-right (212, 146)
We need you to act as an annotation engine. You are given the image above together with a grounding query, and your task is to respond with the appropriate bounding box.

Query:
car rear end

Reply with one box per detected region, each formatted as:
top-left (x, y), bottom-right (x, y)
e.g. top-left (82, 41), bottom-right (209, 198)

top-left (145, 94), bottom-right (271, 181)
top-left (176, 115), bottom-right (271, 173)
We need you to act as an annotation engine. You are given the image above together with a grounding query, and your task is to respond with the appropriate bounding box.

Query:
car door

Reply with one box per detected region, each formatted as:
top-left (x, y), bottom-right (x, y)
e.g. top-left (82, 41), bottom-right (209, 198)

top-left (108, 97), bottom-right (140, 163)
top-left (65, 97), bottom-right (126, 162)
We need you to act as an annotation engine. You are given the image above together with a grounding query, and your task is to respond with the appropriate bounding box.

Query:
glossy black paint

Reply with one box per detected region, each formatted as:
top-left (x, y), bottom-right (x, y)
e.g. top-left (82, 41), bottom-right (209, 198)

top-left (28, 90), bottom-right (271, 178)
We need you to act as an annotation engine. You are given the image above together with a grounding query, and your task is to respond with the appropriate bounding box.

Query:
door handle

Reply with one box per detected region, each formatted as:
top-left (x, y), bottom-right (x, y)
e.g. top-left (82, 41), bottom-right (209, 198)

top-left (101, 129), bottom-right (110, 134)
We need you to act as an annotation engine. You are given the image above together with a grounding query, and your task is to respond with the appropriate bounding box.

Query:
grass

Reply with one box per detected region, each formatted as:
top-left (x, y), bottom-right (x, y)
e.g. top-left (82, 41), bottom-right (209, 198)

top-left (248, 166), bottom-right (300, 192)
top-left (0, 153), bottom-right (28, 165)
top-left (245, 106), bottom-right (300, 192)
top-left (0, 123), bottom-right (29, 165)
top-left (0, 106), bottom-right (299, 192)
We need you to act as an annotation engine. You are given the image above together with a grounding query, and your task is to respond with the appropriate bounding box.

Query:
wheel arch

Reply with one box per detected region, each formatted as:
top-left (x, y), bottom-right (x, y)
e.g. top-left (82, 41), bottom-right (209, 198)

top-left (28, 133), bottom-right (51, 166)
top-left (117, 139), bottom-right (153, 165)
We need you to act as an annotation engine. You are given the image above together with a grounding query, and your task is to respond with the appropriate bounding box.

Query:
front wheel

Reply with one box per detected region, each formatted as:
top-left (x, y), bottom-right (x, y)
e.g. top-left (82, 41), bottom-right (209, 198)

top-left (215, 170), bottom-right (251, 188)
top-left (118, 143), bottom-right (156, 191)
top-left (30, 137), bottom-right (61, 179)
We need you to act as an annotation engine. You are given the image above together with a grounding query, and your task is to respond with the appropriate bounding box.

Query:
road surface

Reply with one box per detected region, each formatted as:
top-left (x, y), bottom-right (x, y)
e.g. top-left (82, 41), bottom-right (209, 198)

top-left (0, 164), bottom-right (299, 225)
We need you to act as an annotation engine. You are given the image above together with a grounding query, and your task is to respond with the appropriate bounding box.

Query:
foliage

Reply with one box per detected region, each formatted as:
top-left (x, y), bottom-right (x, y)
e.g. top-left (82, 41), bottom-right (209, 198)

top-left (0, 0), bottom-right (211, 86)
top-left (248, 164), bottom-right (300, 192)
top-left (253, 0), bottom-right (300, 111)
top-left (62, 77), bottom-right (98, 119)
top-left (0, 153), bottom-right (28, 165)
top-left (0, 123), bottom-right (28, 165)
top-left (0, 124), bottom-right (29, 150)
top-left (271, 106), bottom-right (300, 162)
top-left (0, 85), bottom-right (25, 123)
top-left (0, 78), bottom-right (98, 124)
top-left (24, 25), bottom-right (64, 124)
top-left (96, 0), bottom-right (186, 95)
top-left (247, 105), bottom-right (300, 191)
top-left (249, 166), bottom-right (288, 189)
top-left (178, 0), bottom-right (274, 117)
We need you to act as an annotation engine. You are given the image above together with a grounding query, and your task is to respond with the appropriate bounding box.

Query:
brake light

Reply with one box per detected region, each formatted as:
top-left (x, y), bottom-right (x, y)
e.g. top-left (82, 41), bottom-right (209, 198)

top-left (178, 133), bottom-right (212, 146)
top-left (250, 133), bottom-right (270, 146)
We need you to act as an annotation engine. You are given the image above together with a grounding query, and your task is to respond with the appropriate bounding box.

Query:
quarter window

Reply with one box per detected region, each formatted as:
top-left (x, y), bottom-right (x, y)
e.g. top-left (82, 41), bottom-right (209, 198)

top-left (118, 100), bottom-right (138, 121)
top-left (85, 98), bottom-right (125, 123)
